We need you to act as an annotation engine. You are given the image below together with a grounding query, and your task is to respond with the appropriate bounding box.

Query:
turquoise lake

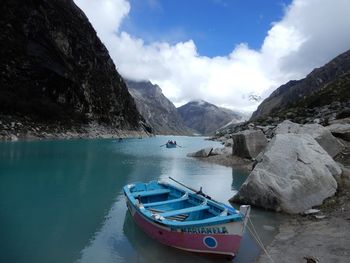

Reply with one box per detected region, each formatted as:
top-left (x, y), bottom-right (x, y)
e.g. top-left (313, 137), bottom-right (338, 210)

top-left (0, 136), bottom-right (283, 263)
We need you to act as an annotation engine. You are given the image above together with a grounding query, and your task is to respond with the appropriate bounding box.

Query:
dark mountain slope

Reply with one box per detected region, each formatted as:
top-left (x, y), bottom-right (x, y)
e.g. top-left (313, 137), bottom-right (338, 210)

top-left (0, 0), bottom-right (150, 138)
top-left (251, 49), bottom-right (350, 121)
top-left (126, 80), bottom-right (192, 135)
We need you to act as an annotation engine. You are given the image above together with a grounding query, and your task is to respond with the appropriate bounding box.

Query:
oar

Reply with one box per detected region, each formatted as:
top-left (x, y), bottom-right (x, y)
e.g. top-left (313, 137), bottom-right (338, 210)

top-left (160, 144), bottom-right (166, 147)
top-left (168, 177), bottom-right (212, 200)
top-left (169, 177), bottom-right (238, 214)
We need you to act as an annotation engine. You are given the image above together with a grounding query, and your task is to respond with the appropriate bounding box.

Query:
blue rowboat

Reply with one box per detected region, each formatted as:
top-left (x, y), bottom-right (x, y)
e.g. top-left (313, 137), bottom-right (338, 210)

top-left (123, 179), bottom-right (250, 258)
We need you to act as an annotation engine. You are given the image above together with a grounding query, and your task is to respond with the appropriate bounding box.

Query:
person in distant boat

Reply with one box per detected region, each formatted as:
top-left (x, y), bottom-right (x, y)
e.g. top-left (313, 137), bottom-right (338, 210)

top-left (174, 141), bottom-right (177, 145)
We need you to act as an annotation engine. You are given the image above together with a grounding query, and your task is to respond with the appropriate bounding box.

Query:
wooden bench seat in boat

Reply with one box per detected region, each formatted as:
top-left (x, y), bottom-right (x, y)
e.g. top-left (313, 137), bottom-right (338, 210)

top-left (131, 189), bottom-right (170, 198)
top-left (143, 195), bottom-right (188, 208)
top-left (160, 205), bottom-right (210, 218)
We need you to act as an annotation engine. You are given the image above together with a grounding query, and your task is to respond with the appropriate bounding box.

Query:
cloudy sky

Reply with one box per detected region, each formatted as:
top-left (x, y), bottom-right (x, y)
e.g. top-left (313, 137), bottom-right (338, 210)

top-left (74, 0), bottom-right (350, 113)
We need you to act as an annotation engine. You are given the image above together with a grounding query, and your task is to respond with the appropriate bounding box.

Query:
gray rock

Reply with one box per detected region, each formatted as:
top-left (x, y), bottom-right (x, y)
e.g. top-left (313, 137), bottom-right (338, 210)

top-left (211, 147), bottom-right (232, 156)
top-left (232, 130), bottom-right (267, 159)
top-left (275, 120), bottom-right (343, 157)
top-left (10, 134), bottom-right (18, 141)
top-left (231, 134), bottom-right (340, 214)
top-left (326, 118), bottom-right (350, 141)
top-left (247, 123), bottom-right (256, 130)
top-left (216, 136), bottom-right (227, 142)
top-left (224, 138), bottom-right (233, 147)
top-left (187, 147), bottom-right (213, 157)
top-left (256, 125), bottom-right (276, 138)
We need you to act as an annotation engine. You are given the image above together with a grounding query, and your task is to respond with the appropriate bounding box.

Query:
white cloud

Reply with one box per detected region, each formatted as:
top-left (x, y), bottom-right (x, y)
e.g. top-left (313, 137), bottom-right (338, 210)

top-left (74, 0), bottom-right (129, 34)
top-left (272, 0), bottom-right (350, 76)
top-left (73, 0), bottom-right (350, 113)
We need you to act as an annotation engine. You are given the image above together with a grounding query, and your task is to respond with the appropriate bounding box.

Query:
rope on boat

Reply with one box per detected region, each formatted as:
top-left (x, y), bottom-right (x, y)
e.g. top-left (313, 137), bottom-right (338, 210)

top-left (247, 218), bottom-right (275, 263)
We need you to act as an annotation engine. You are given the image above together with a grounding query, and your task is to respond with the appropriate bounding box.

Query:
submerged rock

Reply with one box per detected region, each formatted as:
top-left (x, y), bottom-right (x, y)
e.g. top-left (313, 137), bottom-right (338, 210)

top-left (275, 120), bottom-right (343, 157)
top-left (231, 134), bottom-right (341, 214)
top-left (232, 130), bottom-right (267, 159)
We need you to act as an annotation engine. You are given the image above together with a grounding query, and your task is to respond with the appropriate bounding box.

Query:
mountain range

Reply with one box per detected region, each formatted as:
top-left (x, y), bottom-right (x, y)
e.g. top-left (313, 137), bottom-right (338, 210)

top-left (2, 0), bottom-right (349, 140)
top-left (251, 49), bottom-right (350, 122)
top-left (178, 100), bottom-right (244, 135)
top-left (126, 80), bottom-right (244, 135)
top-left (0, 0), bottom-right (246, 139)
top-left (125, 80), bottom-right (192, 135)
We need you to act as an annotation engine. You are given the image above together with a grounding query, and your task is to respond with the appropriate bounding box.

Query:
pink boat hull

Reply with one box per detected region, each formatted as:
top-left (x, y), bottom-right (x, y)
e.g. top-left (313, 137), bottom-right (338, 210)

top-left (128, 201), bottom-right (245, 257)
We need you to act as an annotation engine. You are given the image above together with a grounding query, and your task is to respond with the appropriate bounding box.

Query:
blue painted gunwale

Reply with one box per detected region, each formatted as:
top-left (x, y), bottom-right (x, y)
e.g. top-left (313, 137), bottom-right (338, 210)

top-left (123, 180), bottom-right (243, 228)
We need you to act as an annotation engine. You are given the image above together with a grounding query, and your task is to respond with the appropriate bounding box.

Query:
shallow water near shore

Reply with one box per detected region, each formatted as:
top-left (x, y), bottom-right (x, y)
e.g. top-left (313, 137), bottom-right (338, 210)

top-left (0, 136), bottom-right (285, 263)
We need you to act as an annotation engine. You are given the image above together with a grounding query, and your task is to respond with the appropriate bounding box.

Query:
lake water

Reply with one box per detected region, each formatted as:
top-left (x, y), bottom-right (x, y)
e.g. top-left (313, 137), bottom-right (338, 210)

top-left (0, 136), bottom-right (283, 263)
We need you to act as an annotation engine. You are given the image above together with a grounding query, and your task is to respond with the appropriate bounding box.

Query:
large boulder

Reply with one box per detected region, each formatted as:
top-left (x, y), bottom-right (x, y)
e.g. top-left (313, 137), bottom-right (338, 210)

top-left (224, 138), bottom-right (233, 147)
top-left (187, 147), bottom-right (213, 157)
top-left (326, 118), bottom-right (350, 142)
top-left (275, 120), bottom-right (343, 157)
top-left (231, 134), bottom-right (341, 214)
top-left (211, 147), bottom-right (232, 156)
top-left (232, 130), bottom-right (267, 159)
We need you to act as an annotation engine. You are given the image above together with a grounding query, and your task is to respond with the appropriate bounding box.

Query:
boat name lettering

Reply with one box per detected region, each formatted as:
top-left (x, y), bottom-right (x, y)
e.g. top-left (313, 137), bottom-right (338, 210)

top-left (181, 226), bottom-right (228, 234)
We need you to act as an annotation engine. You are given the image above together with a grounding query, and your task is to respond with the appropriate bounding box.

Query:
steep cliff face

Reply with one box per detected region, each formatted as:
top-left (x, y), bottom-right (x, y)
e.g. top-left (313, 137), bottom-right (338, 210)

top-left (126, 80), bottom-right (192, 135)
top-left (0, 0), bottom-right (150, 136)
top-left (251, 49), bottom-right (350, 121)
top-left (177, 100), bottom-right (243, 135)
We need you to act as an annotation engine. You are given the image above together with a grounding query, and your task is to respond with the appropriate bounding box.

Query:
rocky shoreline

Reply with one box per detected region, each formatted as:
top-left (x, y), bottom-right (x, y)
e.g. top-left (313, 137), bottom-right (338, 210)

top-left (188, 118), bottom-right (350, 262)
top-left (186, 138), bottom-right (254, 172)
top-left (196, 153), bottom-right (253, 171)
top-left (256, 163), bottom-right (350, 263)
top-left (0, 114), bottom-right (151, 141)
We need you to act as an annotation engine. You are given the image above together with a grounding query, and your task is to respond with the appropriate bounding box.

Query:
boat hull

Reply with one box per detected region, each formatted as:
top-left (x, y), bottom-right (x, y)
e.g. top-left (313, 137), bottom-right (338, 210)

top-left (166, 143), bottom-right (177, 148)
top-left (126, 199), bottom-right (243, 257)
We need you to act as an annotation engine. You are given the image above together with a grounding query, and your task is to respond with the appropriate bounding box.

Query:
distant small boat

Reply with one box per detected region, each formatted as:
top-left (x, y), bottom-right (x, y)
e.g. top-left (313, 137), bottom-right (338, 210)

top-left (166, 142), bottom-right (177, 148)
top-left (123, 179), bottom-right (250, 258)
